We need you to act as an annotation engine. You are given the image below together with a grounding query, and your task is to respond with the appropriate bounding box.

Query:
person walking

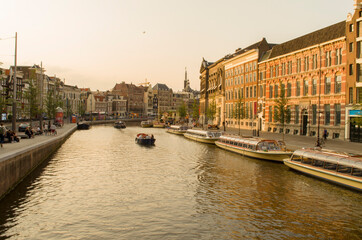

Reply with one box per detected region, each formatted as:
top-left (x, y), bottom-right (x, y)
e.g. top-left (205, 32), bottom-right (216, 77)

top-left (0, 123), bottom-right (5, 147)
top-left (323, 129), bottom-right (328, 141)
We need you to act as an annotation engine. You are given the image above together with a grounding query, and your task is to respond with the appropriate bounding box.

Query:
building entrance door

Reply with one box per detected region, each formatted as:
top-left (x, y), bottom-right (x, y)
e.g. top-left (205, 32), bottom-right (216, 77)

top-left (301, 111), bottom-right (308, 136)
top-left (350, 117), bottom-right (362, 143)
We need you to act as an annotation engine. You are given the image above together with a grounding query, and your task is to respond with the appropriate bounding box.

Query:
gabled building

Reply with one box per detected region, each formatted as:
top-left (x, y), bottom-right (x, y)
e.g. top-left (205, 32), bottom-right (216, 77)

top-left (152, 83), bottom-right (173, 119)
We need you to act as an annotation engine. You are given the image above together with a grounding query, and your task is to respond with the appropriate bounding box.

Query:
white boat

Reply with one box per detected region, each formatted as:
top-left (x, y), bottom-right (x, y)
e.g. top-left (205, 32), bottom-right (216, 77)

top-left (284, 148), bottom-right (362, 191)
top-left (166, 125), bottom-right (189, 135)
top-left (183, 129), bottom-right (222, 144)
top-left (215, 135), bottom-right (292, 162)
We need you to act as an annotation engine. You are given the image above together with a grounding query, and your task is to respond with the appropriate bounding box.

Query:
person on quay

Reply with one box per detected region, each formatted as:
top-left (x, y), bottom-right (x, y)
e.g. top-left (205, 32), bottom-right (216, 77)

top-left (0, 123), bottom-right (6, 147)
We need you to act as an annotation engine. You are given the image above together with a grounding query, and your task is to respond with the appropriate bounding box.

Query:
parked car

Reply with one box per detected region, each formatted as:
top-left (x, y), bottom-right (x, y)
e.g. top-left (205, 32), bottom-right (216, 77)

top-left (18, 123), bottom-right (30, 132)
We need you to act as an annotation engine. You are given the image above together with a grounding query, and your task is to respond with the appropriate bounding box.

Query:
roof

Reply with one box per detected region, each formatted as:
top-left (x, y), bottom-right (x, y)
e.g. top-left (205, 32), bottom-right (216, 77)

top-left (268, 21), bottom-right (346, 59)
top-left (153, 83), bottom-right (170, 91)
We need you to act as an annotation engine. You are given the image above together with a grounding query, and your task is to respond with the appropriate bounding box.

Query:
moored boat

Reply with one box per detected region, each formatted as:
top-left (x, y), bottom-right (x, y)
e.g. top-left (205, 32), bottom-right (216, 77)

top-left (284, 148), bottom-right (362, 191)
top-left (141, 120), bottom-right (153, 128)
top-left (135, 133), bottom-right (156, 145)
top-left (183, 129), bottom-right (222, 144)
top-left (153, 121), bottom-right (165, 128)
top-left (215, 135), bottom-right (292, 162)
top-left (77, 122), bottom-right (90, 130)
top-left (114, 120), bottom-right (126, 129)
top-left (167, 125), bottom-right (189, 135)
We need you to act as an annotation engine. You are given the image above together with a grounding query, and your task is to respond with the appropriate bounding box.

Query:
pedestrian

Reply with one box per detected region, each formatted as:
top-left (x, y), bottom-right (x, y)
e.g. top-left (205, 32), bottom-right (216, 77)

top-left (50, 123), bottom-right (56, 135)
top-left (0, 123), bottom-right (6, 147)
top-left (323, 129), bottom-right (328, 140)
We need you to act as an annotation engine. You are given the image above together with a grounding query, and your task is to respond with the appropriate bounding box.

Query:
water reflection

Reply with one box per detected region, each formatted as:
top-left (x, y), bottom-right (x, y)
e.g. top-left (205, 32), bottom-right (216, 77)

top-left (0, 125), bottom-right (361, 239)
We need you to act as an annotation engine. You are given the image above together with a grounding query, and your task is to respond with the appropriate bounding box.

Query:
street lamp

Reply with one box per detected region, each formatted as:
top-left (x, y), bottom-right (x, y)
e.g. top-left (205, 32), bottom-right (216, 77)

top-left (316, 111), bottom-right (323, 147)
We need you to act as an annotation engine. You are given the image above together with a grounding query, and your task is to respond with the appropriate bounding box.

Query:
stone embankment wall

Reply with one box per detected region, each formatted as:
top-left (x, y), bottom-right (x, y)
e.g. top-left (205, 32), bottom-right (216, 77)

top-left (0, 126), bottom-right (77, 200)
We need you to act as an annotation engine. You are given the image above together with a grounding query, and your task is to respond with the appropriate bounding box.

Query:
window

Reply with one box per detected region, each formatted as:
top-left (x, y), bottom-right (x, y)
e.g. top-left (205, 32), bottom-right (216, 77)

top-left (336, 48), bottom-right (342, 64)
top-left (325, 77), bottom-right (331, 94)
top-left (297, 58), bottom-right (301, 73)
top-left (312, 54), bottom-right (318, 69)
top-left (282, 63), bottom-right (286, 75)
top-left (253, 73), bottom-right (256, 82)
top-left (275, 65), bottom-right (279, 77)
top-left (288, 61), bottom-right (292, 74)
top-left (254, 86), bottom-right (256, 98)
top-left (269, 106), bottom-right (272, 122)
top-left (324, 104), bottom-right (330, 125)
top-left (241, 76), bottom-right (244, 84)
top-left (295, 105), bottom-right (299, 124)
top-left (359, 21), bottom-right (362, 37)
top-left (335, 104), bottom-right (341, 125)
top-left (335, 76), bottom-right (341, 93)
top-left (287, 82), bottom-right (292, 97)
top-left (350, 42), bottom-right (354, 52)
top-left (246, 87), bottom-right (249, 98)
top-left (253, 62), bottom-right (256, 70)
top-left (269, 85), bottom-right (273, 98)
top-left (303, 80), bottom-right (309, 96)
top-left (246, 74), bottom-right (248, 83)
top-left (350, 23), bottom-right (354, 32)
top-left (325, 51), bottom-right (331, 67)
top-left (296, 81), bottom-right (300, 96)
top-left (250, 87), bottom-right (253, 98)
top-left (304, 56), bottom-right (309, 71)
top-left (358, 64), bottom-right (362, 83)
top-left (245, 64), bottom-right (248, 72)
top-left (312, 104), bottom-right (317, 125)
top-left (358, 42), bottom-right (362, 59)
top-left (349, 87), bottom-right (353, 104)
top-left (287, 106), bottom-right (291, 123)
top-left (241, 88), bottom-right (244, 98)
top-left (274, 84), bottom-right (278, 98)
top-left (358, 87), bottom-right (362, 103)
top-left (312, 79), bottom-right (317, 95)
top-left (259, 72), bottom-right (263, 81)
top-left (270, 66), bottom-right (274, 78)
top-left (259, 85), bottom-right (263, 98)
top-left (350, 64), bottom-right (354, 75)
top-left (281, 83), bottom-right (285, 97)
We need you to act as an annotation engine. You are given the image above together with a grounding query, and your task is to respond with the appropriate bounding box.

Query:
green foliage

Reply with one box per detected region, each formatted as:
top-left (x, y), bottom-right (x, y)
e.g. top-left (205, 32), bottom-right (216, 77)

top-left (24, 79), bottom-right (40, 120)
top-left (178, 102), bottom-right (187, 119)
top-left (78, 102), bottom-right (86, 116)
top-left (191, 100), bottom-right (199, 120)
top-left (206, 99), bottom-right (216, 121)
top-left (45, 90), bottom-right (56, 119)
top-left (274, 83), bottom-right (291, 126)
top-left (233, 99), bottom-right (245, 120)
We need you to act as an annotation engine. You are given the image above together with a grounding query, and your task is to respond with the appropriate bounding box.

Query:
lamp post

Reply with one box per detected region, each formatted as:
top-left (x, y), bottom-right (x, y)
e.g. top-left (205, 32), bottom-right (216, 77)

top-left (316, 111), bottom-right (322, 147)
top-left (12, 32), bottom-right (17, 132)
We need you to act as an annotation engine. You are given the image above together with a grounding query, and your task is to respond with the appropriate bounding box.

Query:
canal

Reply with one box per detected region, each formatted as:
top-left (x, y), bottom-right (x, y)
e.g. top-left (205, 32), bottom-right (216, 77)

top-left (0, 125), bottom-right (361, 239)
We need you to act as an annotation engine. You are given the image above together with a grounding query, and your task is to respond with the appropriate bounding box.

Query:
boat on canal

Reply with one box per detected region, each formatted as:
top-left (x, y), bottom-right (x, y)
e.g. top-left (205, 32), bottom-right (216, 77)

top-left (77, 122), bottom-right (90, 130)
top-left (141, 120), bottom-right (153, 128)
top-left (153, 121), bottom-right (165, 128)
top-left (284, 148), bottom-right (362, 191)
top-left (166, 125), bottom-right (189, 135)
top-left (215, 135), bottom-right (292, 162)
top-left (135, 133), bottom-right (155, 145)
top-left (183, 129), bottom-right (222, 144)
top-left (114, 120), bottom-right (126, 129)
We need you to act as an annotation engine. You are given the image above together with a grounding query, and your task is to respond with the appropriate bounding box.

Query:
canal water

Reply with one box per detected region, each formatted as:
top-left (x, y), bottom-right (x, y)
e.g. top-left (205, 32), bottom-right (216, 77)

top-left (0, 125), bottom-right (361, 239)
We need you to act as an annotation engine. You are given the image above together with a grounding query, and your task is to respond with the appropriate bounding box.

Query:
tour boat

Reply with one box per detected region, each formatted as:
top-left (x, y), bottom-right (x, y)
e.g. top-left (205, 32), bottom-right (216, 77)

top-left (135, 133), bottom-right (155, 145)
top-left (141, 120), bottom-right (153, 128)
top-left (215, 135), bottom-right (292, 162)
top-left (183, 129), bottom-right (222, 144)
top-left (284, 148), bottom-right (362, 191)
top-left (167, 125), bottom-right (189, 135)
top-left (114, 120), bottom-right (126, 129)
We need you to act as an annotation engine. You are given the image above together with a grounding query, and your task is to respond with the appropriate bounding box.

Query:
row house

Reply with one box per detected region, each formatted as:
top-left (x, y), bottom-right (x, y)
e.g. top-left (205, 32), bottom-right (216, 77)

top-left (112, 82), bottom-right (144, 117)
top-left (199, 59), bottom-right (214, 125)
top-left (143, 84), bottom-right (154, 117)
top-left (152, 83), bottom-right (173, 119)
top-left (224, 38), bottom-right (273, 131)
top-left (62, 84), bottom-right (81, 118)
top-left (260, 21), bottom-right (346, 139)
top-left (346, 0), bottom-right (362, 142)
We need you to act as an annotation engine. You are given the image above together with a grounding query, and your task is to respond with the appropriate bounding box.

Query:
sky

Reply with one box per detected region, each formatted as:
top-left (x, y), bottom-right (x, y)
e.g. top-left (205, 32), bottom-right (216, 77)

top-left (0, 0), bottom-right (353, 92)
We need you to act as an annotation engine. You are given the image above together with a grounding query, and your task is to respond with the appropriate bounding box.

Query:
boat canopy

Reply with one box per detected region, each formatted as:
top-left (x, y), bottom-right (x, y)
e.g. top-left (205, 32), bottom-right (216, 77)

top-left (170, 125), bottom-right (188, 130)
top-left (186, 129), bottom-right (222, 138)
top-left (293, 148), bottom-right (362, 169)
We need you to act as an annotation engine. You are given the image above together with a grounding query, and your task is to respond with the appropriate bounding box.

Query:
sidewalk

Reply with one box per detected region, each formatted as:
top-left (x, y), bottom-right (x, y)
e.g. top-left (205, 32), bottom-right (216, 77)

top-left (0, 123), bottom-right (77, 157)
top-left (223, 127), bottom-right (362, 155)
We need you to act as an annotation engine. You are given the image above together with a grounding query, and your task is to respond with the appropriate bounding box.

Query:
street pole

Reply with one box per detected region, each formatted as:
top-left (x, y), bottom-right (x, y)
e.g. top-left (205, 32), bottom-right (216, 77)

top-left (11, 32), bottom-right (17, 132)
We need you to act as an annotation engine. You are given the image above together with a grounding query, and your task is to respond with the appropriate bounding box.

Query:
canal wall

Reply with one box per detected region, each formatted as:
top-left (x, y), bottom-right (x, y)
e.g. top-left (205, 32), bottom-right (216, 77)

top-left (0, 125), bottom-right (77, 200)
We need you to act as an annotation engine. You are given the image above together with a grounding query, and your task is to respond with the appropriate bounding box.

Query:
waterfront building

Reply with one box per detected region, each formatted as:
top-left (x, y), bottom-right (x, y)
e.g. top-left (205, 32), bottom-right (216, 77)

top-left (346, 0), bottom-right (362, 142)
top-left (112, 82), bottom-right (144, 117)
top-left (224, 38), bottom-right (273, 132)
top-left (62, 84), bottom-right (81, 118)
top-left (259, 21), bottom-right (346, 139)
top-left (152, 83), bottom-right (173, 120)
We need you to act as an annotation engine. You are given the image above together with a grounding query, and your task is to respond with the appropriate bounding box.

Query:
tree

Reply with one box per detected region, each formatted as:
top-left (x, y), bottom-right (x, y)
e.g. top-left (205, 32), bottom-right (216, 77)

top-left (24, 79), bottom-right (40, 122)
top-left (273, 83), bottom-right (291, 141)
top-left (206, 99), bottom-right (217, 125)
top-left (45, 90), bottom-right (56, 119)
top-left (233, 99), bottom-right (245, 135)
top-left (191, 100), bottom-right (199, 121)
top-left (178, 102), bottom-right (187, 122)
